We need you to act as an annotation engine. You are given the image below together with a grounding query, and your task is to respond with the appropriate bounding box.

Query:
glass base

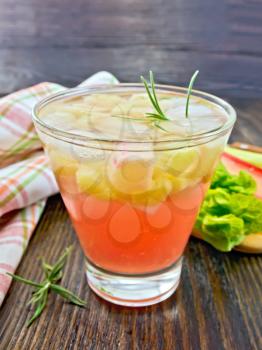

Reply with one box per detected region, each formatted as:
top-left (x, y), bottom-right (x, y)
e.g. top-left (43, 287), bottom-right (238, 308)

top-left (86, 258), bottom-right (183, 307)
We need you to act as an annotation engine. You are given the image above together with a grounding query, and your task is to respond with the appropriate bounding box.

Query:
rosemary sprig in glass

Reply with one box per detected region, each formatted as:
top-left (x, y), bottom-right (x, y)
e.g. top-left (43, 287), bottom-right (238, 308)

top-left (141, 71), bottom-right (169, 122)
top-left (140, 70), bottom-right (200, 127)
top-left (140, 71), bottom-right (169, 131)
top-left (7, 246), bottom-right (86, 327)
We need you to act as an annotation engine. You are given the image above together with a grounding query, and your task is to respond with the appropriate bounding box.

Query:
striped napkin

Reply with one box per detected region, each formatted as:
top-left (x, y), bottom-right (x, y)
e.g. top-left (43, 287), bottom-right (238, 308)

top-left (0, 72), bottom-right (117, 306)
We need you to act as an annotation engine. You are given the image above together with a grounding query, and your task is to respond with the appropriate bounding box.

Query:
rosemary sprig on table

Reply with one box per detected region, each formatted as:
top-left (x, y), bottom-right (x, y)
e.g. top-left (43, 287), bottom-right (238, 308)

top-left (7, 246), bottom-right (86, 327)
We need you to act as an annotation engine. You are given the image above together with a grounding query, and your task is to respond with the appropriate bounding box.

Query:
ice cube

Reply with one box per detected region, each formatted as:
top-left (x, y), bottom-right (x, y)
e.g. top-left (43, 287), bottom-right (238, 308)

top-left (158, 148), bottom-right (201, 177)
top-left (128, 93), bottom-right (150, 107)
top-left (40, 112), bottom-right (77, 129)
top-left (90, 112), bottom-right (123, 137)
top-left (188, 115), bottom-right (225, 134)
top-left (106, 143), bottom-right (155, 195)
top-left (120, 119), bottom-right (152, 140)
top-left (165, 104), bottom-right (212, 121)
top-left (128, 106), bottom-right (153, 117)
top-left (192, 141), bottom-right (224, 179)
top-left (58, 104), bottom-right (92, 117)
top-left (131, 169), bottom-right (173, 206)
top-left (160, 97), bottom-right (187, 111)
top-left (111, 103), bottom-right (133, 116)
top-left (76, 162), bottom-right (109, 198)
top-left (84, 94), bottom-right (124, 109)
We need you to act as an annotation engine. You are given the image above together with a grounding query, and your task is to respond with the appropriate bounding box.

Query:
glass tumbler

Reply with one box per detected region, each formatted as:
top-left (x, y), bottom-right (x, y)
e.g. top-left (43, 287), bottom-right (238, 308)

top-left (33, 84), bottom-right (236, 306)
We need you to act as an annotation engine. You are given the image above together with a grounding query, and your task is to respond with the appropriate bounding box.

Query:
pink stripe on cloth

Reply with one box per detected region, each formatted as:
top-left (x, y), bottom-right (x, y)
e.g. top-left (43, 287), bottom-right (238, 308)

top-left (0, 263), bottom-right (14, 271)
top-left (0, 200), bottom-right (46, 306)
top-left (0, 71), bottom-right (118, 307)
top-left (3, 105), bottom-right (31, 127)
top-left (0, 114), bottom-right (28, 138)
top-left (0, 264), bottom-right (14, 295)
top-left (0, 274), bottom-right (12, 294)
top-left (0, 231), bottom-right (29, 239)
top-left (0, 153), bottom-right (58, 217)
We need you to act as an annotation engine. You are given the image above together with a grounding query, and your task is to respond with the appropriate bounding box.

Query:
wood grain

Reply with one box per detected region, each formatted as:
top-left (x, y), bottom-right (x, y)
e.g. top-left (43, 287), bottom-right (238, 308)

top-left (0, 98), bottom-right (262, 349)
top-left (0, 0), bottom-right (262, 349)
top-left (0, 191), bottom-right (261, 350)
top-left (0, 0), bottom-right (262, 97)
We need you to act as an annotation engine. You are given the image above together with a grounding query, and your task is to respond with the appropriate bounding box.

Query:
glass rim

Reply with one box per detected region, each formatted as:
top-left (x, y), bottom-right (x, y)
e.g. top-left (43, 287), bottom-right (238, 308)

top-left (32, 83), bottom-right (236, 148)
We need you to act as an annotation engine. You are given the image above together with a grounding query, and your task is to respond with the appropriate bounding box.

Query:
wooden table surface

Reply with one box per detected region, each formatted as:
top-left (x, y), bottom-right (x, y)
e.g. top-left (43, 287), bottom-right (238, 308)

top-left (0, 0), bottom-right (262, 349)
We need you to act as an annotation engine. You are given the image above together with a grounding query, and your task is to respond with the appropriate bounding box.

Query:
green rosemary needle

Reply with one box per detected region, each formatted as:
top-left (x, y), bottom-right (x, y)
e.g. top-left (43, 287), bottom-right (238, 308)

top-left (7, 246), bottom-right (86, 327)
top-left (185, 70), bottom-right (199, 118)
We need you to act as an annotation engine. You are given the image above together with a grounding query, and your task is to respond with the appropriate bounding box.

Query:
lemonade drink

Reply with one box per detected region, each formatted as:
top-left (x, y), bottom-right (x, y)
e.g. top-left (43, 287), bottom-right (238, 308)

top-left (33, 84), bottom-right (235, 305)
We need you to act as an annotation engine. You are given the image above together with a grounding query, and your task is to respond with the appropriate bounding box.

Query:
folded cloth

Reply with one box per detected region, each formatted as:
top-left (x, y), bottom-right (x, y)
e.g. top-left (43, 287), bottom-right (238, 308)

top-left (0, 71), bottom-right (118, 306)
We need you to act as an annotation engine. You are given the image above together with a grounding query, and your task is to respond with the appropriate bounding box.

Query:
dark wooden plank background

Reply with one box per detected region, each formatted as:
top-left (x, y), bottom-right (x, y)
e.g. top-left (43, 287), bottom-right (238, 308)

top-left (0, 0), bottom-right (262, 349)
top-left (0, 0), bottom-right (262, 98)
